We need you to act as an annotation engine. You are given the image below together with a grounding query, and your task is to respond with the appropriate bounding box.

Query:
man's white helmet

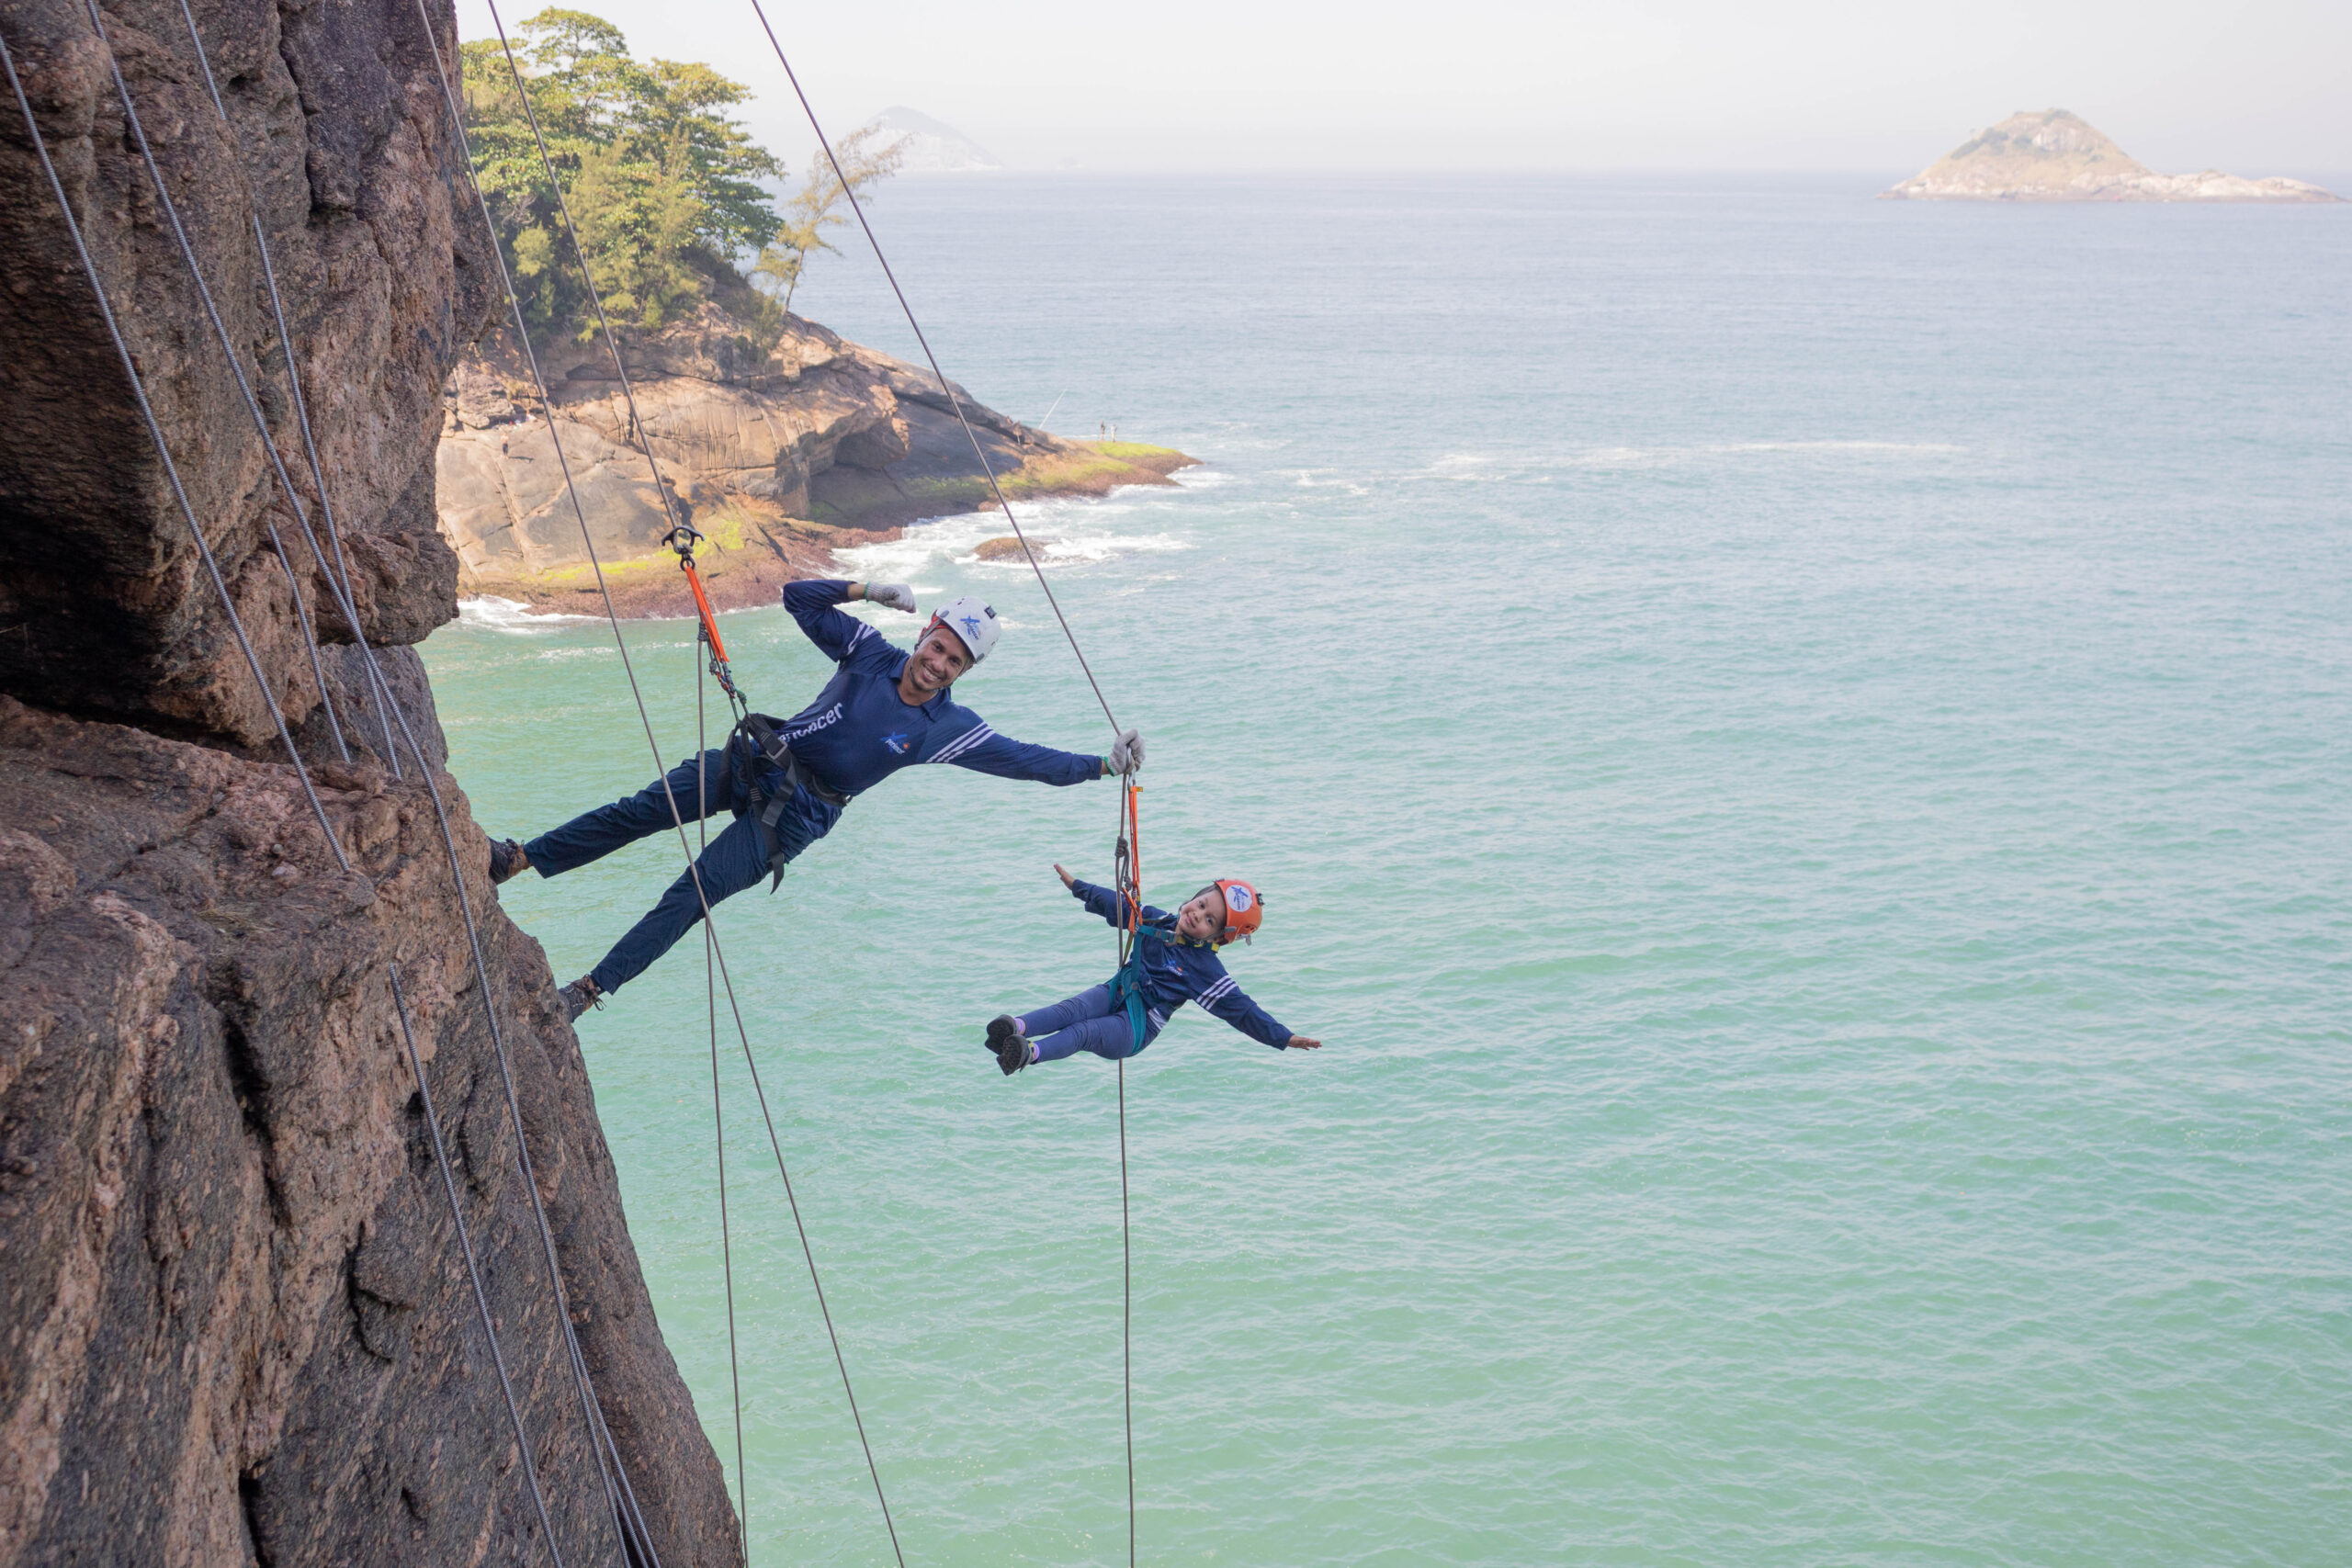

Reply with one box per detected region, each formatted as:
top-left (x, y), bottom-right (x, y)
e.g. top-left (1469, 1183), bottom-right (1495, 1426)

top-left (925, 595), bottom-right (1001, 664)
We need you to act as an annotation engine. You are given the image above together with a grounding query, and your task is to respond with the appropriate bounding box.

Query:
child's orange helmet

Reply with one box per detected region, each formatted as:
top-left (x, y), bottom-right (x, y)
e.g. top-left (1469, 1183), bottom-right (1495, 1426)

top-left (1214, 878), bottom-right (1263, 945)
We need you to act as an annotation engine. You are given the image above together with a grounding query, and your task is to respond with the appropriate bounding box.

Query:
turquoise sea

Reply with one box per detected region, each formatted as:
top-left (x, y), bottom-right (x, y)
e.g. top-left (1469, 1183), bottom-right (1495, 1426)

top-left (422, 173), bottom-right (2352, 1565)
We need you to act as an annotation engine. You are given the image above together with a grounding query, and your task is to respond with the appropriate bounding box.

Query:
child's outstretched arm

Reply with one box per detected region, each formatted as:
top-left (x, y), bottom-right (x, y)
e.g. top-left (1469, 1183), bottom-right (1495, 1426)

top-left (1195, 972), bottom-right (1320, 1050)
top-left (1054, 864), bottom-right (1162, 930)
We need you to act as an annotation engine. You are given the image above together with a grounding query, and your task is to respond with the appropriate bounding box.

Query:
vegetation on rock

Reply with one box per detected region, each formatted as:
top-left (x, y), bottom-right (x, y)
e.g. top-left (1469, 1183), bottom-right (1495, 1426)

top-left (459, 7), bottom-right (900, 338)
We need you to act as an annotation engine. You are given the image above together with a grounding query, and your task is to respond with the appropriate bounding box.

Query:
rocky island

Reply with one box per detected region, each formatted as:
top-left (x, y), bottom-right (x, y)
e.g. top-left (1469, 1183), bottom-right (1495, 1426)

top-left (438, 303), bottom-right (1193, 620)
top-left (1882, 109), bottom-right (2338, 202)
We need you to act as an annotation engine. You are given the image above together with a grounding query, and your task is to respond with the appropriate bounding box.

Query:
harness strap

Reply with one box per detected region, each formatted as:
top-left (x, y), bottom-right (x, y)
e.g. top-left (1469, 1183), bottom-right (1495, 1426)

top-left (1107, 944), bottom-right (1153, 1056)
top-left (731, 713), bottom-right (850, 890)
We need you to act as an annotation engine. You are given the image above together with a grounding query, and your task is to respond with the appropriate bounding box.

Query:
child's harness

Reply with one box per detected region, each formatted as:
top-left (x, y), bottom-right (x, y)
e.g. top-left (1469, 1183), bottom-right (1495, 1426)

top-left (1107, 941), bottom-right (1155, 1057)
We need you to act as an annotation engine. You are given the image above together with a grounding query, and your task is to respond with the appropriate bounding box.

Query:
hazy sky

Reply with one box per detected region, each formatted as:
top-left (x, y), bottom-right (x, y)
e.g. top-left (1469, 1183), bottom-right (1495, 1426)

top-left (452, 0), bottom-right (2352, 175)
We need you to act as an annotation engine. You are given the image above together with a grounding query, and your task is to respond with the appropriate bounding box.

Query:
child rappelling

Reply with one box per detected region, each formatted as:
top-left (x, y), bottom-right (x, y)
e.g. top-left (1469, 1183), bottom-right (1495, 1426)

top-left (986, 852), bottom-right (1322, 1072)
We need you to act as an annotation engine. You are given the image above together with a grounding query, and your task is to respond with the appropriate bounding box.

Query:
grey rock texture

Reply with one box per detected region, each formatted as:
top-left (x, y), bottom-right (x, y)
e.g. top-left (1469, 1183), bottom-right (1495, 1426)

top-left (0, 1), bottom-right (738, 1563)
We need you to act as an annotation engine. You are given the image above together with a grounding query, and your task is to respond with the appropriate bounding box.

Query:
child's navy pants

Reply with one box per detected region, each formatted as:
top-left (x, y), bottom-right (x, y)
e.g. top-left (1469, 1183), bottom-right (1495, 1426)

top-left (524, 748), bottom-right (791, 997)
top-left (1020, 984), bottom-right (1163, 1063)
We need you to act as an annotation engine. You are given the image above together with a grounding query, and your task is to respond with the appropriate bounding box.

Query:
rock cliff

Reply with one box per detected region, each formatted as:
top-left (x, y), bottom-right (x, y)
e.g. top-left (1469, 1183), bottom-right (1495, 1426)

top-left (437, 304), bottom-right (1193, 620)
top-left (1883, 109), bottom-right (2339, 202)
top-left (0, 1), bottom-right (736, 1563)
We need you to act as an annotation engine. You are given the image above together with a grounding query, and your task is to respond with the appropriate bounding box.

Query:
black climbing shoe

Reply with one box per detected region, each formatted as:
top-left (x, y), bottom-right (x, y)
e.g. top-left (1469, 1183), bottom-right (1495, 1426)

top-left (489, 838), bottom-right (528, 886)
top-left (988, 1014), bottom-right (1029, 1076)
top-left (560, 977), bottom-right (602, 1023)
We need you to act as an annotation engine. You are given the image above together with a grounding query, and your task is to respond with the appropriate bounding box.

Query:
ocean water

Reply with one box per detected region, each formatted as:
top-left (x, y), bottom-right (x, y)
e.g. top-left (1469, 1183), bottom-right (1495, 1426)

top-left (421, 173), bottom-right (2352, 1565)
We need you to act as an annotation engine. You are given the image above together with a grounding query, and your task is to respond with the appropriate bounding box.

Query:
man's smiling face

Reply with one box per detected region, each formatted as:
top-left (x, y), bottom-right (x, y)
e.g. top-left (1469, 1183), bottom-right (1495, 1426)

top-left (900, 627), bottom-right (972, 702)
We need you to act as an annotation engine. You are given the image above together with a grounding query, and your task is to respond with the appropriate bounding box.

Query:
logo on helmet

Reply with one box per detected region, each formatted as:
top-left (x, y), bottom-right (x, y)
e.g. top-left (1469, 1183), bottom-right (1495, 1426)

top-left (1226, 885), bottom-right (1253, 912)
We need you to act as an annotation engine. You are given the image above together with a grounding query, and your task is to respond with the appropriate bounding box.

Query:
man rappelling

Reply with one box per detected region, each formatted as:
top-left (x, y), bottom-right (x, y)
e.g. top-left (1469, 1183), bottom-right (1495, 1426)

top-left (491, 578), bottom-right (1143, 1020)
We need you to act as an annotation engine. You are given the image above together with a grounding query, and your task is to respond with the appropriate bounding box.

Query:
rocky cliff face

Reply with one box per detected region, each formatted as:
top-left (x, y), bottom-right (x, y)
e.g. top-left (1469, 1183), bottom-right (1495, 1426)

top-left (0, 1), bottom-right (736, 1563)
top-left (1883, 109), bottom-right (2339, 202)
top-left (438, 303), bottom-right (1193, 619)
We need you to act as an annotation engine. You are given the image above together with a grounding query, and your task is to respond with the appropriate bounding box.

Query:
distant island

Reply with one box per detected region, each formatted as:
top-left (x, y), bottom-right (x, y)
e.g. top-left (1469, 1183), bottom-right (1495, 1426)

top-left (1883, 109), bottom-right (2338, 202)
top-left (874, 107), bottom-right (1003, 173)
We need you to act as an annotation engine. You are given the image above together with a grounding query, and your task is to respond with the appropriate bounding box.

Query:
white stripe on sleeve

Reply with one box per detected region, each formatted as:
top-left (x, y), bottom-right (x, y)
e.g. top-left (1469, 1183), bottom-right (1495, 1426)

top-left (926, 722), bottom-right (995, 764)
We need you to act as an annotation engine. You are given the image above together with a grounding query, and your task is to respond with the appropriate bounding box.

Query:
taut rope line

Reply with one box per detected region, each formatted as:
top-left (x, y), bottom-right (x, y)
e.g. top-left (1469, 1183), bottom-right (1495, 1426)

top-left (742, 0), bottom-right (1125, 739)
top-left (1113, 782), bottom-right (1144, 1567)
top-left (428, 6), bottom-right (907, 1561)
top-left (743, 6), bottom-right (1156, 1553)
top-left (72, 0), bottom-right (357, 766)
top-left (390, 964), bottom-right (571, 1568)
top-left (82, 4), bottom-right (659, 1553)
top-left (167, 0), bottom-right (408, 778)
top-left (699, 634), bottom-right (752, 1553)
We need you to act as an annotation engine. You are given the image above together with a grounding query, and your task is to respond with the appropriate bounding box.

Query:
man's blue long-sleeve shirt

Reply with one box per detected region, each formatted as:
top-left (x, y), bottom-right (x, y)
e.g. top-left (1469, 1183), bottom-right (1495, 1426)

top-left (1068, 878), bottom-right (1294, 1048)
top-left (754, 580), bottom-right (1103, 850)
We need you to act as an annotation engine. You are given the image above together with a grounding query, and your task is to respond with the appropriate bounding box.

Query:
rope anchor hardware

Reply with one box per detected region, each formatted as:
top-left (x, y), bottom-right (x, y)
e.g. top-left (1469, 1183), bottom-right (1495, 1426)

top-left (665, 522), bottom-right (746, 715)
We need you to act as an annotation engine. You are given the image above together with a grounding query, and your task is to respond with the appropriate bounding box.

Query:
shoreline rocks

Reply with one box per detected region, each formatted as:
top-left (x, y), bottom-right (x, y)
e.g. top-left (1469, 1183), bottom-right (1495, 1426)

top-left (437, 308), bottom-right (1196, 619)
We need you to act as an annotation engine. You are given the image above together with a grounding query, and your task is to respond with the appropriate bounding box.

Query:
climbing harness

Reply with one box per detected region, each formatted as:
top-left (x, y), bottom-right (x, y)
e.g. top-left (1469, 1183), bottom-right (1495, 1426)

top-left (728, 712), bottom-right (851, 891)
top-left (664, 522), bottom-right (834, 894)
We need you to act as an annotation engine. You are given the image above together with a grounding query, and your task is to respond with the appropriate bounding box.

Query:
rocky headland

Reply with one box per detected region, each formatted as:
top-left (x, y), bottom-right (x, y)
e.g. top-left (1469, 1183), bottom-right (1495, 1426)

top-left (0, 0), bottom-right (735, 1562)
top-left (438, 306), bottom-right (1194, 620)
top-left (1883, 109), bottom-right (2339, 202)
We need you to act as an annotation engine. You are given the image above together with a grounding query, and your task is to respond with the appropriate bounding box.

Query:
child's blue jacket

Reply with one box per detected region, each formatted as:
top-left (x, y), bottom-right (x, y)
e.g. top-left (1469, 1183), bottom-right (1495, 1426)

top-left (1068, 878), bottom-right (1294, 1048)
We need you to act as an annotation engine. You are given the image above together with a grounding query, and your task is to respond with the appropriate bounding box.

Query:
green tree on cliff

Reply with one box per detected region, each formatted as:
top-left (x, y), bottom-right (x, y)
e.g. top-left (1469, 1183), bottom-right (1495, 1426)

top-left (752, 124), bottom-right (905, 317)
top-left (459, 9), bottom-right (785, 334)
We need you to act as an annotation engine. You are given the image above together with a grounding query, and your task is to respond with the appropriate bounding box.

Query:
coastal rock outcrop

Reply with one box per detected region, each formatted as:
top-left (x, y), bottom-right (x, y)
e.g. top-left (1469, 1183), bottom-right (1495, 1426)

top-left (0, 1), bottom-right (736, 1562)
top-left (1883, 109), bottom-right (2339, 202)
top-left (436, 304), bottom-right (1194, 619)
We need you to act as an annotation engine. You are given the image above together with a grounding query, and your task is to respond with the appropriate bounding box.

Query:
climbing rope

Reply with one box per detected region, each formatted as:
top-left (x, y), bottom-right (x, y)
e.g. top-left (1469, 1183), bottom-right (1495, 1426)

top-left (739, 6), bottom-right (1157, 1554)
top-left (741, 0), bottom-right (1125, 739)
top-left (72, 0), bottom-right (364, 767)
top-left (167, 0), bottom-right (407, 778)
top-left (389, 964), bottom-right (569, 1568)
top-left (1113, 780), bottom-right (1143, 1568)
top-left (435, 6), bottom-right (908, 1561)
top-left (696, 623), bottom-right (751, 1552)
top-left (0, 28), bottom-right (627, 1565)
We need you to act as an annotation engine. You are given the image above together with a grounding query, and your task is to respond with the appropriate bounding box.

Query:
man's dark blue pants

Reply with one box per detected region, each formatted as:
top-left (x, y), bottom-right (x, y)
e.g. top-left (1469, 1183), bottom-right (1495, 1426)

top-left (523, 748), bottom-right (782, 997)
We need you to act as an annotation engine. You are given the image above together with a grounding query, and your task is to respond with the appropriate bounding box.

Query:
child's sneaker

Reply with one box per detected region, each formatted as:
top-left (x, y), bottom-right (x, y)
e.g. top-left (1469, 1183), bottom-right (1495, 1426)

top-left (987, 1015), bottom-right (1030, 1076)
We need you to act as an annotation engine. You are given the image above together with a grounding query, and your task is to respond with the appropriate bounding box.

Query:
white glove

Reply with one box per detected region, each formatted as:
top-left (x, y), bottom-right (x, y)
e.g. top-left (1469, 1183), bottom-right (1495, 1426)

top-left (1108, 728), bottom-right (1145, 774)
top-left (862, 582), bottom-right (916, 614)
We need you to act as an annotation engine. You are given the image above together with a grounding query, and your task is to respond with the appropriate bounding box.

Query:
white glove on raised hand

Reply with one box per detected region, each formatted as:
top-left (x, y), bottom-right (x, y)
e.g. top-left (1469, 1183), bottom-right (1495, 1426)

top-left (1109, 728), bottom-right (1146, 774)
top-left (862, 582), bottom-right (917, 614)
